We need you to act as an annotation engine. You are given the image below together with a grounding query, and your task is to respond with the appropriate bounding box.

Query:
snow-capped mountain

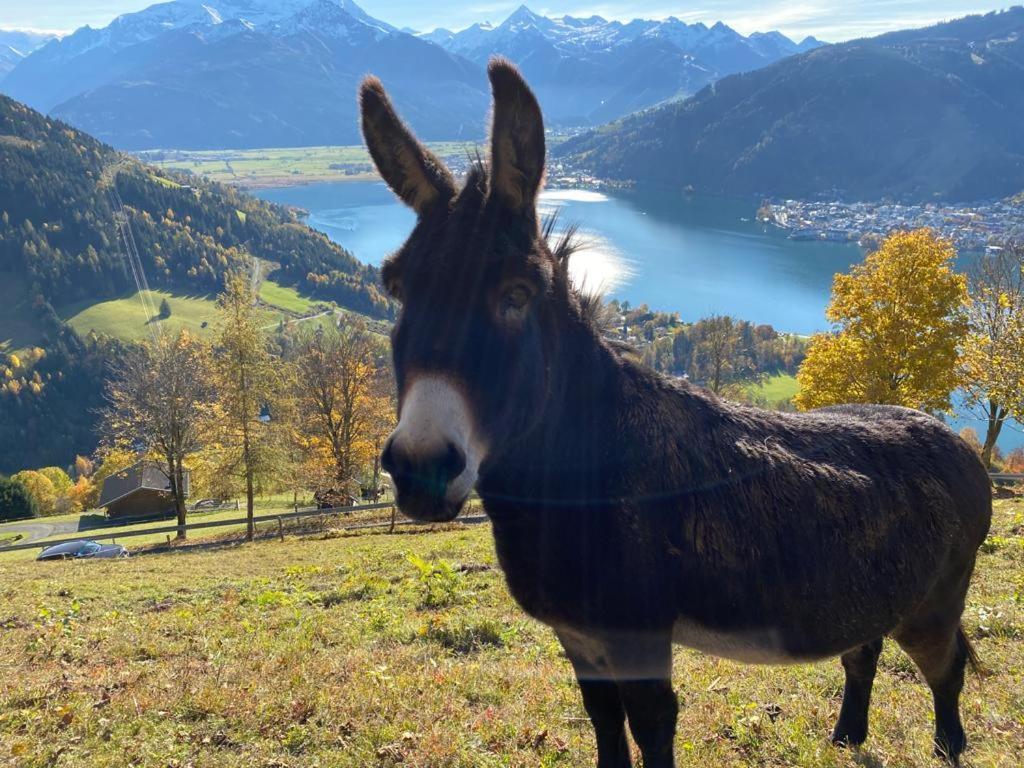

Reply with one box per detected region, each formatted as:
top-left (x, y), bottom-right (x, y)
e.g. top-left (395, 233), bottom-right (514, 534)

top-left (426, 6), bottom-right (822, 71)
top-left (0, 1), bottom-right (826, 150)
top-left (0, 29), bottom-right (58, 80)
top-left (419, 5), bottom-right (825, 126)
top-left (0, 0), bottom-right (483, 149)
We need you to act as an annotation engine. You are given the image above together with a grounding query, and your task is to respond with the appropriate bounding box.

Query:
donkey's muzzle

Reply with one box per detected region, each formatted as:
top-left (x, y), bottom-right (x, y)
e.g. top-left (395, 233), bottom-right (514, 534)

top-left (382, 438), bottom-right (466, 522)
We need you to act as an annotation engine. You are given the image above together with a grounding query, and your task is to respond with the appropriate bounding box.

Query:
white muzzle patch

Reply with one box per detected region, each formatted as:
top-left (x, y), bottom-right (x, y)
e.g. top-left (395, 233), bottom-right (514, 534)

top-left (390, 375), bottom-right (486, 504)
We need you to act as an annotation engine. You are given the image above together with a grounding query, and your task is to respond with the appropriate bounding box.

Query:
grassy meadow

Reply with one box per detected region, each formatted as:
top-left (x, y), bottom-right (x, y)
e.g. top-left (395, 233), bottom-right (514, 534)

top-left (140, 142), bottom-right (475, 189)
top-left (0, 271), bottom-right (43, 355)
top-left (1, 497), bottom-right (1022, 767)
top-left (746, 373), bottom-right (801, 407)
top-left (56, 287), bottom-right (322, 343)
top-left (259, 280), bottom-right (320, 314)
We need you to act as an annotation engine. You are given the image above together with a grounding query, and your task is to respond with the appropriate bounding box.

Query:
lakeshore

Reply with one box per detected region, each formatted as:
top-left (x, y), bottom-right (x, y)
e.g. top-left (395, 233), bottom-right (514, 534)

top-left (760, 197), bottom-right (1024, 251)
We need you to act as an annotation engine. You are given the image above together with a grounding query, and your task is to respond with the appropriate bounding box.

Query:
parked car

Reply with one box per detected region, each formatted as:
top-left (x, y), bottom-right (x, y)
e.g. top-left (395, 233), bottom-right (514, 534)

top-left (314, 488), bottom-right (357, 510)
top-left (36, 540), bottom-right (130, 561)
top-left (191, 498), bottom-right (224, 510)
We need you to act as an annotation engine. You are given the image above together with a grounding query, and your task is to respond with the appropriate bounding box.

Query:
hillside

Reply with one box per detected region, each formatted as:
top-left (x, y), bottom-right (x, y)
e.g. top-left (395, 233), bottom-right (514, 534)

top-left (0, 92), bottom-right (391, 321)
top-left (556, 8), bottom-right (1024, 202)
top-left (0, 29), bottom-right (56, 81)
top-left (0, 498), bottom-right (1021, 763)
top-left (0, 92), bottom-right (390, 473)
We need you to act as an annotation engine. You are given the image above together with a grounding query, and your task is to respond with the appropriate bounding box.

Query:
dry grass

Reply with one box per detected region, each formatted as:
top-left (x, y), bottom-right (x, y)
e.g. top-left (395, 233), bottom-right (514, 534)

top-left (1, 499), bottom-right (1022, 767)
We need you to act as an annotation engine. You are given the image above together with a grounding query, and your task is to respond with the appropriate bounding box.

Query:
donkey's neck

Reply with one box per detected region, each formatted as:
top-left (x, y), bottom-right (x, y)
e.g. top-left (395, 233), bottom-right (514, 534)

top-left (478, 318), bottom-right (712, 512)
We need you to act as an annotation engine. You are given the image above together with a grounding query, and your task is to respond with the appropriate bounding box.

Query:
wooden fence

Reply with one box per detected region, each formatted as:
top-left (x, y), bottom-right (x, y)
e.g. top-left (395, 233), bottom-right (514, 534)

top-left (2, 501), bottom-right (407, 554)
top-left (4, 472), bottom-right (1022, 556)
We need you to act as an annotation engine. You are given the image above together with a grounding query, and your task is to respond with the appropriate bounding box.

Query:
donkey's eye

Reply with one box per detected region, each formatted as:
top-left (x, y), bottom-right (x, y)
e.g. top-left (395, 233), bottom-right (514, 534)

top-left (498, 283), bottom-right (533, 323)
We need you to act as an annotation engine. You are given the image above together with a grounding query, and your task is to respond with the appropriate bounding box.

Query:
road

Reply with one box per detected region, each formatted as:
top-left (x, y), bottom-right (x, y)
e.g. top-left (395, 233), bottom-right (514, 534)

top-left (0, 519), bottom-right (80, 546)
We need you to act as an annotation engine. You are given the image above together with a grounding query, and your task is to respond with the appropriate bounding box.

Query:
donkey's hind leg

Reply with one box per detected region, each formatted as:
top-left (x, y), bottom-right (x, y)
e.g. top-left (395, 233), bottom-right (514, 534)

top-left (893, 558), bottom-right (977, 766)
top-left (831, 637), bottom-right (884, 747)
top-left (893, 621), bottom-right (972, 765)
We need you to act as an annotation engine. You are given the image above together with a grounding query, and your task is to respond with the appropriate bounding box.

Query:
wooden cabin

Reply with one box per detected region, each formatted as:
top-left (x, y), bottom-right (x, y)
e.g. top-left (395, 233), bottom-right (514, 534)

top-left (98, 461), bottom-right (190, 520)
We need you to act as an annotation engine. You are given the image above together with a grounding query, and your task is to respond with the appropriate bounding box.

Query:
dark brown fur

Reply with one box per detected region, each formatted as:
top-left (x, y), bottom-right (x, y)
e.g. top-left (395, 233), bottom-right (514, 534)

top-left (360, 59), bottom-right (993, 767)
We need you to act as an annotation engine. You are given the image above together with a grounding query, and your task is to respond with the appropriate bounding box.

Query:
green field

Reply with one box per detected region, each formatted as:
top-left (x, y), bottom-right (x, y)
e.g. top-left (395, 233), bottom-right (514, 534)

top-left (0, 497), bottom-right (1021, 767)
top-left (58, 289), bottom-right (277, 343)
top-left (259, 280), bottom-right (319, 314)
top-left (0, 271), bottom-right (44, 355)
top-left (746, 373), bottom-right (801, 405)
top-left (140, 142), bottom-right (475, 188)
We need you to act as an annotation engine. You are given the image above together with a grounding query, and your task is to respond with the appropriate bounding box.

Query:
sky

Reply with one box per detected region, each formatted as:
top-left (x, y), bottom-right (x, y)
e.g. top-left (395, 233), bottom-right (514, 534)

top-left (0, 0), bottom-right (1010, 42)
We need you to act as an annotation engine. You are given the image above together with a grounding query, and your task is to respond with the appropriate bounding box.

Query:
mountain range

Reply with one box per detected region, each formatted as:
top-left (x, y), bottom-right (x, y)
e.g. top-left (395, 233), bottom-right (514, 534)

top-left (556, 7), bottom-right (1024, 202)
top-left (421, 6), bottom-right (823, 125)
top-left (0, 29), bottom-right (57, 81)
top-left (0, 1), bottom-right (822, 150)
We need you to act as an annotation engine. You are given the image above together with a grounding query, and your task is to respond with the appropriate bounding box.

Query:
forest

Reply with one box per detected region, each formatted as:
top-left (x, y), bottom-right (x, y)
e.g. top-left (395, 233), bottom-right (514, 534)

top-left (0, 94), bottom-right (393, 317)
top-left (0, 92), bottom-right (398, 472)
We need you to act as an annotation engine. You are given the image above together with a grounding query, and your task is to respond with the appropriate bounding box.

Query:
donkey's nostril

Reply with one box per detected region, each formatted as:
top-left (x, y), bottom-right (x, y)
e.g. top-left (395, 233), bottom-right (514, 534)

top-left (442, 442), bottom-right (467, 483)
top-left (382, 438), bottom-right (465, 495)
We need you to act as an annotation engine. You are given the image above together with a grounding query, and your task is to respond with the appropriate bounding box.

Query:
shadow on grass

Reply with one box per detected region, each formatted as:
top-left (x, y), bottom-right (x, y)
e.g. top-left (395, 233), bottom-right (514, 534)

top-left (853, 749), bottom-right (888, 768)
top-left (126, 513), bottom-right (482, 559)
top-left (56, 289), bottom-right (220, 321)
top-left (75, 513), bottom-right (114, 532)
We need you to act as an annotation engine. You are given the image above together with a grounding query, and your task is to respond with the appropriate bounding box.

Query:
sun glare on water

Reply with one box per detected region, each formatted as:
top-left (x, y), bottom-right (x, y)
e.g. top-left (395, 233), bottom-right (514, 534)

top-left (538, 189), bottom-right (635, 298)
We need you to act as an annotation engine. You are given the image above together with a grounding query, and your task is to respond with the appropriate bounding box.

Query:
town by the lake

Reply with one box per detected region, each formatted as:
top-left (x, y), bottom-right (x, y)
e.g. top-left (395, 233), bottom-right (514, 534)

top-left (760, 196), bottom-right (1024, 251)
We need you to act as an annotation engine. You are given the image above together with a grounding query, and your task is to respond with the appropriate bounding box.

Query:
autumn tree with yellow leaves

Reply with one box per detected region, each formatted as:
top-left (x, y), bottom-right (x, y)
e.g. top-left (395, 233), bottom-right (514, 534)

top-left (211, 273), bottom-right (294, 541)
top-left (795, 229), bottom-right (968, 412)
top-left (960, 243), bottom-right (1024, 467)
top-left (292, 319), bottom-right (393, 497)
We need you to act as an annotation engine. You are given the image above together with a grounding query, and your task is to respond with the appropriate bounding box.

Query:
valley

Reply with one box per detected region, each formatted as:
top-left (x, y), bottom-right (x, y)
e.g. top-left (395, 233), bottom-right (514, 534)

top-left (139, 141), bottom-right (535, 189)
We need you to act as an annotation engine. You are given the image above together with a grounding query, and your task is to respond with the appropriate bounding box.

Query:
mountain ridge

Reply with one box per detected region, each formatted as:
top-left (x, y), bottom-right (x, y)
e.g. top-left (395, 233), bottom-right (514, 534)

top-left (0, 90), bottom-right (391, 316)
top-left (0, 29), bottom-right (57, 81)
top-left (555, 7), bottom-right (1024, 203)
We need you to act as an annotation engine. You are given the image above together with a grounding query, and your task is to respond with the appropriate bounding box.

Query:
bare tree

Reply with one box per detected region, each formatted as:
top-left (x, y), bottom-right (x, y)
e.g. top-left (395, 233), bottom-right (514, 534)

top-left (689, 315), bottom-right (756, 395)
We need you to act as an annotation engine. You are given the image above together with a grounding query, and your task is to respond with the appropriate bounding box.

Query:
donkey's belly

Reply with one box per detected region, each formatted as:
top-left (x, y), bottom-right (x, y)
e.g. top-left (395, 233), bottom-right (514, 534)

top-left (671, 618), bottom-right (830, 665)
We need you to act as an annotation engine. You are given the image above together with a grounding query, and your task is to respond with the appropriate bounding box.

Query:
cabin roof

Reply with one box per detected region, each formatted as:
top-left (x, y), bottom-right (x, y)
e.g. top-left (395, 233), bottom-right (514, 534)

top-left (98, 460), bottom-right (190, 508)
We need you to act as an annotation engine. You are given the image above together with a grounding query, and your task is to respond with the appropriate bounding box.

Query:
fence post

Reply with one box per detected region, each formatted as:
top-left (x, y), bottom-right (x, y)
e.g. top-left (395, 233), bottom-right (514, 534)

top-left (389, 505), bottom-right (396, 534)
top-left (277, 516), bottom-right (284, 542)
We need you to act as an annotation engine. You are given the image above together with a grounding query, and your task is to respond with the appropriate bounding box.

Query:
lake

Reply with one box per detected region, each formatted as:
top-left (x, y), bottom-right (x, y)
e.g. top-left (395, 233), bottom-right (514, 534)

top-left (255, 181), bottom-right (863, 334)
top-left (254, 180), bottom-right (1023, 452)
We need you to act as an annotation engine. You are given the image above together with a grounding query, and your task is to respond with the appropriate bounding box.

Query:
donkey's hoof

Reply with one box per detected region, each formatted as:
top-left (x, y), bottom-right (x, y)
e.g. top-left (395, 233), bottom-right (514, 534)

top-left (934, 736), bottom-right (966, 766)
top-left (831, 723), bottom-right (868, 747)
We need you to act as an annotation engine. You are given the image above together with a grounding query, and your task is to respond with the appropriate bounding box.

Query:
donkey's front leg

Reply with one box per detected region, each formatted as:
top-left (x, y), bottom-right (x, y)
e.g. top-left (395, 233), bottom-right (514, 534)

top-left (614, 631), bottom-right (677, 768)
top-left (558, 630), bottom-right (632, 768)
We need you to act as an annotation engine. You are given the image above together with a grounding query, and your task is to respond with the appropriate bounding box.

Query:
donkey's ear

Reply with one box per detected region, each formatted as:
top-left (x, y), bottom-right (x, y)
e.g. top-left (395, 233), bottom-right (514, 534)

top-left (360, 76), bottom-right (455, 214)
top-left (488, 58), bottom-right (545, 212)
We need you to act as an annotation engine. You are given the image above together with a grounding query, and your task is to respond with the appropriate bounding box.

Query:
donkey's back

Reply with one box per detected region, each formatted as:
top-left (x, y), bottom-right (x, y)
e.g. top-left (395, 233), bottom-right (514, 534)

top-left (662, 394), bottom-right (992, 662)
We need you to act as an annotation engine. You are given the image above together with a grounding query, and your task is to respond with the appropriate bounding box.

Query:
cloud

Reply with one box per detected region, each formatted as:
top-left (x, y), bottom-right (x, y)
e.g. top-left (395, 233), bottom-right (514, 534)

top-left (0, 25), bottom-right (69, 36)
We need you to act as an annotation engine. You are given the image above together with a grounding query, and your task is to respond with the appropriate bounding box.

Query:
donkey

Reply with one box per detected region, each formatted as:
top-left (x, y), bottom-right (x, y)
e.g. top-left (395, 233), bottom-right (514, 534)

top-left (360, 59), bottom-right (992, 767)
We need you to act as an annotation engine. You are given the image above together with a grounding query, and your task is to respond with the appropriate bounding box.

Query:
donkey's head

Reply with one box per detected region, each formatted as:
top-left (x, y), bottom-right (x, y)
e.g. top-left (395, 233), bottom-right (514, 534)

top-left (362, 59), bottom-right (580, 522)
